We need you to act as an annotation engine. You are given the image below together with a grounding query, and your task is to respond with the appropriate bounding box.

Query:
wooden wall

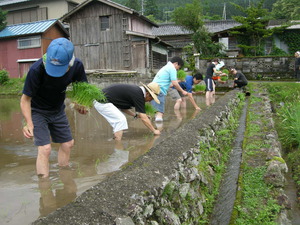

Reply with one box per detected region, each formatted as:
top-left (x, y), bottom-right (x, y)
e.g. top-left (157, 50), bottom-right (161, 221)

top-left (68, 2), bottom-right (127, 70)
top-left (67, 1), bottom-right (156, 73)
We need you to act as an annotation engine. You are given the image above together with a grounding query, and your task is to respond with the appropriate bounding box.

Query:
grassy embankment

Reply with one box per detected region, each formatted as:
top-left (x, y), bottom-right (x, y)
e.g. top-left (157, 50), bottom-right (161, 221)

top-left (264, 82), bottom-right (300, 201)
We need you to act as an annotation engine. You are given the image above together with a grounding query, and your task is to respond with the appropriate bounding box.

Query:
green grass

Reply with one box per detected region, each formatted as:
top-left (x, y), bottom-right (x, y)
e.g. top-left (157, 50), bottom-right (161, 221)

top-left (233, 166), bottom-right (281, 225)
top-left (0, 78), bottom-right (24, 95)
top-left (264, 82), bottom-right (300, 149)
top-left (230, 82), bottom-right (284, 224)
top-left (263, 82), bottom-right (300, 206)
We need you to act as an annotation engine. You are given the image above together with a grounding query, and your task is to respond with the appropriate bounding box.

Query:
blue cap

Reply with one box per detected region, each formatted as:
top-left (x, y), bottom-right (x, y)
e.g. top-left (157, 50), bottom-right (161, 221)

top-left (45, 38), bottom-right (74, 77)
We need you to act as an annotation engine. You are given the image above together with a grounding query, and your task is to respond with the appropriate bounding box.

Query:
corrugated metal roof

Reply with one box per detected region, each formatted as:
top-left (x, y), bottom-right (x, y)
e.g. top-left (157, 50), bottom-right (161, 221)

top-left (0, 19), bottom-right (57, 38)
top-left (0, 0), bottom-right (30, 6)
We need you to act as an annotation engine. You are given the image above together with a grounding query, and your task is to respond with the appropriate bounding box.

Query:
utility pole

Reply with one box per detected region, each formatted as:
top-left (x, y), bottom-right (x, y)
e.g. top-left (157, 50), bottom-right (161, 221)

top-left (222, 3), bottom-right (226, 20)
top-left (141, 0), bottom-right (144, 15)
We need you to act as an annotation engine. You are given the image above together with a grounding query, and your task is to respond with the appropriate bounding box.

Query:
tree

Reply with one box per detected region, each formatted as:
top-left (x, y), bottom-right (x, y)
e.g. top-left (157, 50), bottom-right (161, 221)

top-left (124, 0), bottom-right (141, 12)
top-left (144, 0), bottom-right (159, 17)
top-left (0, 8), bottom-right (7, 31)
top-left (230, 0), bottom-right (280, 56)
top-left (271, 0), bottom-right (300, 20)
top-left (172, 0), bottom-right (223, 57)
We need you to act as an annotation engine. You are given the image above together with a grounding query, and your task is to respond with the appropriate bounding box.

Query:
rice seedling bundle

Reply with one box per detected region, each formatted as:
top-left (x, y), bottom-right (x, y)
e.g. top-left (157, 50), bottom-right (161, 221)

top-left (194, 84), bottom-right (206, 92)
top-left (222, 69), bottom-right (229, 75)
top-left (67, 82), bottom-right (106, 109)
top-left (220, 75), bottom-right (229, 81)
top-left (177, 69), bottom-right (187, 81)
top-left (220, 69), bottom-right (229, 81)
top-left (145, 103), bottom-right (156, 116)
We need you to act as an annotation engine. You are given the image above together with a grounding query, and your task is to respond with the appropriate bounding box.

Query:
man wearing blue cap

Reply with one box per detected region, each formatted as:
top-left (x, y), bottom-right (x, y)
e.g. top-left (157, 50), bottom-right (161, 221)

top-left (20, 37), bottom-right (88, 178)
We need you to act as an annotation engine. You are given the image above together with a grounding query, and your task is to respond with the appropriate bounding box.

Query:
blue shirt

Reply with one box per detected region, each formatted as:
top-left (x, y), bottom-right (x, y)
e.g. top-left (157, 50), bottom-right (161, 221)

top-left (179, 75), bottom-right (194, 93)
top-left (152, 61), bottom-right (177, 95)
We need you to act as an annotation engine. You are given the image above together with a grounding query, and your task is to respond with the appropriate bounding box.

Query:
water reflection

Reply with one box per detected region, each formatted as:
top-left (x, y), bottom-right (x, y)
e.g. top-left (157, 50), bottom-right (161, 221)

top-left (38, 168), bottom-right (77, 217)
top-left (0, 94), bottom-right (215, 225)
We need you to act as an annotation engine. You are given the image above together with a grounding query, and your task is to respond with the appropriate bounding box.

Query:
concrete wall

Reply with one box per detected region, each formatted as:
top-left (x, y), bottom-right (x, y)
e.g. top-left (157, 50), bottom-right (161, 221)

top-left (196, 56), bottom-right (295, 80)
top-left (33, 89), bottom-right (244, 225)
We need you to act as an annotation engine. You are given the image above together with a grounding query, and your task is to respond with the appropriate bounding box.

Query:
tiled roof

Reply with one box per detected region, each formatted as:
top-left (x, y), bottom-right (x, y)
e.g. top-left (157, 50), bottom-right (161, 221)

top-left (0, 0), bottom-right (30, 6)
top-left (0, 19), bottom-right (58, 38)
top-left (205, 20), bottom-right (241, 33)
top-left (152, 20), bottom-right (241, 36)
top-left (267, 20), bottom-right (300, 29)
top-left (152, 24), bottom-right (192, 36)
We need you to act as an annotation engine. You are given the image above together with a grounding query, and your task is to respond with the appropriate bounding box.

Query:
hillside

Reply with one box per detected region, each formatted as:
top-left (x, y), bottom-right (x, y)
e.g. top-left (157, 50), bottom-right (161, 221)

top-left (113, 0), bottom-right (276, 20)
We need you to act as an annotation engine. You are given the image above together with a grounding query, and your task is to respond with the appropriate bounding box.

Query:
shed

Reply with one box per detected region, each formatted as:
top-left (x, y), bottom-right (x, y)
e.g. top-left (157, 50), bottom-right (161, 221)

top-left (0, 19), bottom-right (69, 78)
top-left (60, 0), bottom-right (171, 75)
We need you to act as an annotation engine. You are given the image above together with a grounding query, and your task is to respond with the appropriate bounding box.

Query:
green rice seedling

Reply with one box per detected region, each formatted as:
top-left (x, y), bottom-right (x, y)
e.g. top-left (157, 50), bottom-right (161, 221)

top-left (194, 84), bottom-right (206, 92)
top-left (222, 69), bottom-right (229, 75)
top-left (220, 75), bottom-right (228, 81)
top-left (145, 103), bottom-right (156, 117)
top-left (67, 82), bottom-right (106, 110)
top-left (177, 69), bottom-right (186, 81)
top-left (220, 69), bottom-right (229, 81)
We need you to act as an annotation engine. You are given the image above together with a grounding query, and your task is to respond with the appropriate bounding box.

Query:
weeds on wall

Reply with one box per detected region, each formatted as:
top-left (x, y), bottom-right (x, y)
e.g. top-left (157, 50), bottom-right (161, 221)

top-left (264, 82), bottom-right (300, 205)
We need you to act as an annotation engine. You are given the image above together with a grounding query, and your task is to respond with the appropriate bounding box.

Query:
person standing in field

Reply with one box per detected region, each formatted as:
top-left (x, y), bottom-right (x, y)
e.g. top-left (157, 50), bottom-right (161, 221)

top-left (205, 58), bottom-right (222, 106)
top-left (151, 56), bottom-right (188, 122)
top-left (20, 37), bottom-right (88, 178)
top-left (168, 72), bottom-right (203, 110)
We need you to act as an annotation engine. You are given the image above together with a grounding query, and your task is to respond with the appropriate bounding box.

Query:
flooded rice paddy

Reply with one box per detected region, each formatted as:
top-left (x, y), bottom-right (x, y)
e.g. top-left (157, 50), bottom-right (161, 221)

top-left (0, 94), bottom-right (219, 225)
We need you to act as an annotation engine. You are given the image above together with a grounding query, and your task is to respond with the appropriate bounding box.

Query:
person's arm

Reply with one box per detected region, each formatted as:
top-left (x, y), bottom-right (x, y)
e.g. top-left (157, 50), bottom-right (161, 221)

top-left (171, 80), bottom-right (187, 96)
top-left (20, 94), bottom-right (34, 138)
top-left (121, 109), bottom-right (136, 117)
top-left (213, 67), bottom-right (222, 75)
top-left (187, 92), bottom-right (201, 110)
top-left (138, 113), bottom-right (160, 135)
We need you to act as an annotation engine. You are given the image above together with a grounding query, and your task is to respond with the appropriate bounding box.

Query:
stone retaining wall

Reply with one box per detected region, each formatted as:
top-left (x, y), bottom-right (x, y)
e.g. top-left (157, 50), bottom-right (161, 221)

top-left (33, 89), bottom-right (243, 225)
top-left (196, 56), bottom-right (295, 80)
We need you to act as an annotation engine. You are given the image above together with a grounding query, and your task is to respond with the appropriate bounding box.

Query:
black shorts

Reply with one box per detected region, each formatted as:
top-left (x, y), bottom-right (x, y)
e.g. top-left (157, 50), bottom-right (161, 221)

top-left (32, 108), bottom-right (73, 146)
top-left (205, 77), bottom-right (214, 92)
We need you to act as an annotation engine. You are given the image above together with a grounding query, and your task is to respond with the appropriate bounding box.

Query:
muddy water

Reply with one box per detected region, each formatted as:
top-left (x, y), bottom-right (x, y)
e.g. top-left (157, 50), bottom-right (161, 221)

top-left (0, 94), bottom-right (218, 225)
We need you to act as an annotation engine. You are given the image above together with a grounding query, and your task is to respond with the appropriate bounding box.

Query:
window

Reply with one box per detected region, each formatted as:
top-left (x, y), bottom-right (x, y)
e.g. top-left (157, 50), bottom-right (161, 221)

top-left (100, 16), bottom-right (110, 31)
top-left (228, 37), bottom-right (238, 50)
top-left (18, 36), bottom-right (41, 49)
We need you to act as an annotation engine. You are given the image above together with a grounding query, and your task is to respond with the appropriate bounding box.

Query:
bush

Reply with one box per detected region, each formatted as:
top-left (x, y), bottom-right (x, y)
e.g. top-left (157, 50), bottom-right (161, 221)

top-left (0, 69), bottom-right (9, 84)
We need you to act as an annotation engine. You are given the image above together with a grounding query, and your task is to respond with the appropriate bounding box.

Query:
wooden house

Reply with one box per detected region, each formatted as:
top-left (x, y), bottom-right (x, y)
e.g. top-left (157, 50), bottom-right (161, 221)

top-left (152, 20), bottom-right (242, 59)
top-left (0, 19), bottom-right (69, 78)
top-left (60, 0), bottom-right (171, 75)
top-left (0, 0), bottom-right (85, 25)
